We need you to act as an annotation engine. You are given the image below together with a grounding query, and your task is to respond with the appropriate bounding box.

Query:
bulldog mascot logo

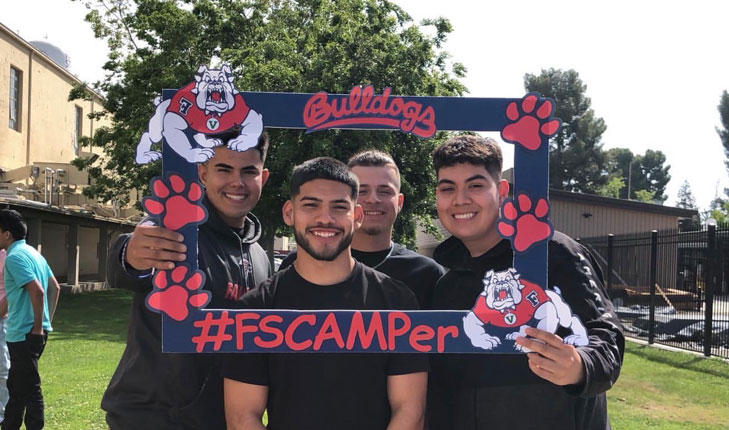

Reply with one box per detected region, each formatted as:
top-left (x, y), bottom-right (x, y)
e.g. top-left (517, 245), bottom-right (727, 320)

top-left (463, 268), bottom-right (589, 351)
top-left (136, 64), bottom-right (263, 164)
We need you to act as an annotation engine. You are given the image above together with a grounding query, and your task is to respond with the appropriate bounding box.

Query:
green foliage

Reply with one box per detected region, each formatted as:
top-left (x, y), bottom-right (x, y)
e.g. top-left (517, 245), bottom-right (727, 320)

top-left (524, 68), bottom-right (607, 193)
top-left (633, 189), bottom-right (654, 203)
top-left (605, 147), bottom-right (671, 202)
top-left (70, 0), bottom-right (467, 248)
top-left (597, 176), bottom-right (624, 199)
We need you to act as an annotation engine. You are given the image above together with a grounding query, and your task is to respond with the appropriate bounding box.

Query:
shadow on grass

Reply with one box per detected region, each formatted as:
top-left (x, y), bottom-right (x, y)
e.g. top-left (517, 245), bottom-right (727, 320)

top-left (49, 289), bottom-right (132, 343)
top-left (627, 343), bottom-right (729, 379)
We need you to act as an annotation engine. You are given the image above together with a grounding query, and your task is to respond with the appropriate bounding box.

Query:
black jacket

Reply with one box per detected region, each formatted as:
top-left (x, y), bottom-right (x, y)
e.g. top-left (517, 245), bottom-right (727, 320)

top-left (101, 197), bottom-right (271, 430)
top-left (428, 232), bottom-right (624, 430)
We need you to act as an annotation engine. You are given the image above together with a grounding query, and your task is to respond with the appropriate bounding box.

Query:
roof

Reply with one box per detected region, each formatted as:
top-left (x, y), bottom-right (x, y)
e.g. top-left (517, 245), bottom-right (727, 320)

top-left (549, 189), bottom-right (699, 218)
top-left (0, 197), bottom-right (136, 228)
top-left (502, 168), bottom-right (698, 219)
top-left (0, 22), bottom-right (106, 102)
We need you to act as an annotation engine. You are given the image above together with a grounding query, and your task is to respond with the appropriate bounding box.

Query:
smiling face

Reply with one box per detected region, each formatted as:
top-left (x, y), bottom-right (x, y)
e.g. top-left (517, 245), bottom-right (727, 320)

top-left (198, 146), bottom-right (269, 228)
top-left (435, 162), bottom-right (509, 256)
top-left (350, 165), bottom-right (403, 238)
top-left (283, 179), bottom-right (363, 262)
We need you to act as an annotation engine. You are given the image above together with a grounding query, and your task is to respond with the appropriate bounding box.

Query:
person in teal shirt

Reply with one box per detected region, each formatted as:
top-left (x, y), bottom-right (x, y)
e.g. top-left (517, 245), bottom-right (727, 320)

top-left (0, 209), bottom-right (59, 430)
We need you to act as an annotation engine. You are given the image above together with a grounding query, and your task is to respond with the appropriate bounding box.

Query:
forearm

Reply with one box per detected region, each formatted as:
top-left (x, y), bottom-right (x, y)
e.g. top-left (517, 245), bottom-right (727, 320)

top-left (27, 284), bottom-right (45, 332)
top-left (48, 277), bottom-right (60, 321)
top-left (569, 322), bottom-right (625, 397)
top-left (0, 297), bottom-right (7, 318)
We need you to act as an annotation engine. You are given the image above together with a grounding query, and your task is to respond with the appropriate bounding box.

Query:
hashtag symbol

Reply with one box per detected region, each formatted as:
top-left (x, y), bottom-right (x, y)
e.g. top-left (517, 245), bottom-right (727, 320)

top-left (192, 311), bottom-right (234, 352)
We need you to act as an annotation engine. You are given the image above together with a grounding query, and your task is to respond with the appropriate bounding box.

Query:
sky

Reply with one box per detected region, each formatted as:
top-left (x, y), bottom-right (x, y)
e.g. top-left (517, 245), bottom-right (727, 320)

top-left (3, 0), bottom-right (728, 210)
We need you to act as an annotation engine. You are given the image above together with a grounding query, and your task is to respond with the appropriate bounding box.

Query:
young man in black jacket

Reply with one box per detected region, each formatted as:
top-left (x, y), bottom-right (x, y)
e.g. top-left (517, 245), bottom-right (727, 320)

top-left (223, 157), bottom-right (428, 430)
top-left (427, 135), bottom-right (624, 430)
top-left (279, 150), bottom-right (445, 307)
top-left (101, 135), bottom-right (272, 430)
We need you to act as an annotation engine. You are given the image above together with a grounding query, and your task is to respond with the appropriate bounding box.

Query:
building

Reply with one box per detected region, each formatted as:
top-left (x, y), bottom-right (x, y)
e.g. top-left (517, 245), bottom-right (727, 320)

top-left (416, 168), bottom-right (699, 256)
top-left (1, 22), bottom-right (135, 291)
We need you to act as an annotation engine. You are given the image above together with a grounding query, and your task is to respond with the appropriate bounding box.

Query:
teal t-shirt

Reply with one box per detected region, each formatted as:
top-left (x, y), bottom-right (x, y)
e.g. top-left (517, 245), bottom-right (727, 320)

top-left (3, 240), bottom-right (54, 342)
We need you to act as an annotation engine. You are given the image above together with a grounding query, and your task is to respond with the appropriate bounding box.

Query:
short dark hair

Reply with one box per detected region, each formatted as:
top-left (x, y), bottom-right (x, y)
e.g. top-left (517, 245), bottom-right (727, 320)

top-left (432, 135), bottom-right (503, 181)
top-left (347, 149), bottom-right (401, 190)
top-left (0, 209), bottom-right (27, 240)
top-left (209, 129), bottom-right (270, 163)
top-left (290, 157), bottom-right (359, 200)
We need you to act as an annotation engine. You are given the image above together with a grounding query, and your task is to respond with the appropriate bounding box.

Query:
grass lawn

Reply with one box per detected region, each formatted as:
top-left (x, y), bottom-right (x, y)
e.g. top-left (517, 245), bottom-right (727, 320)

top-left (37, 289), bottom-right (729, 429)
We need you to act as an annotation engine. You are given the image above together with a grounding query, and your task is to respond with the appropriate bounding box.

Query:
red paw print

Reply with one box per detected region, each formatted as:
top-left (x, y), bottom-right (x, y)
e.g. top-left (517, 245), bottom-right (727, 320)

top-left (146, 265), bottom-right (211, 321)
top-left (143, 173), bottom-right (208, 231)
top-left (498, 194), bottom-right (553, 253)
top-left (500, 93), bottom-right (561, 151)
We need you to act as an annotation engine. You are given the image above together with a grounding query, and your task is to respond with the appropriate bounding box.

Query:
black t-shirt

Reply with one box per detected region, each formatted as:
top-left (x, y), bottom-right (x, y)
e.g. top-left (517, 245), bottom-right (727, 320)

top-left (280, 243), bottom-right (446, 308)
top-left (223, 263), bottom-right (429, 430)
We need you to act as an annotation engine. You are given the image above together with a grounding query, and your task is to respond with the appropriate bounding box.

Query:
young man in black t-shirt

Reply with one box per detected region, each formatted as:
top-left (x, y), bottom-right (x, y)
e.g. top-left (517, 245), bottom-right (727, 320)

top-left (427, 136), bottom-right (624, 430)
top-left (280, 150), bottom-right (445, 307)
top-left (223, 157), bottom-right (428, 430)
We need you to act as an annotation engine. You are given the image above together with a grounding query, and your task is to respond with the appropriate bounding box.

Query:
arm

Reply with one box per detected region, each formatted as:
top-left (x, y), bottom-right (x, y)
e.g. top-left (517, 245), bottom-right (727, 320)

top-left (23, 279), bottom-right (45, 334)
top-left (0, 297), bottom-right (6, 319)
top-left (224, 378), bottom-right (267, 430)
top-left (519, 239), bottom-right (624, 396)
top-left (386, 372), bottom-right (427, 430)
top-left (47, 276), bottom-right (60, 321)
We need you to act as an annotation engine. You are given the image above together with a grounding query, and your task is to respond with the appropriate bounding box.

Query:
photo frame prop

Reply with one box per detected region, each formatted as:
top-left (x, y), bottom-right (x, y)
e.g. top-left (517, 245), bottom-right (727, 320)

top-left (136, 65), bottom-right (587, 353)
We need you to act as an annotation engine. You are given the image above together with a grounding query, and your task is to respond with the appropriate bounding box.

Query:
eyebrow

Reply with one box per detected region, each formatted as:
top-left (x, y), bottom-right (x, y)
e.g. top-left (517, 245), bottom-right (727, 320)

top-left (214, 163), bottom-right (259, 170)
top-left (465, 174), bottom-right (489, 182)
top-left (299, 196), bottom-right (352, 206)
top-left (436, 174), bottom-right (489, 187)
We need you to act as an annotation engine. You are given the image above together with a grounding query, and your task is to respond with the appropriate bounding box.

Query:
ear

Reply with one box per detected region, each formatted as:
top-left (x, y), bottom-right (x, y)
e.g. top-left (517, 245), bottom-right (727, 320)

top-left (282, 200), bottom-right (294, 227)
top-left (261, 168), bottom-right (270, 187)
top-left (396, 193), bottom-right (404, 211)
top-left (196, 65), bottom-right (208, 77)
top-left (353, 203), bottom-right (364, 229)
top-left (498, 179), bottom-right (509, 201)
top-left (197, 163), bottom-right (208, 186)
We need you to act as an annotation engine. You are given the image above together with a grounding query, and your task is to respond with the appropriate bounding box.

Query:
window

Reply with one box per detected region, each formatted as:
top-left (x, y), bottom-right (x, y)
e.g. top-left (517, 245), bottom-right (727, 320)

top-left (9, 67), bottom-right (21, 131)
top-left (74, 106), bottom-right (83, 155)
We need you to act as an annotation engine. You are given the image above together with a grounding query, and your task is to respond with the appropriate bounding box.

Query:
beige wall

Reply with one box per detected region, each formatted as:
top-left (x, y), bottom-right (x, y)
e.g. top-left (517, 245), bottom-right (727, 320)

top-left (551, 200), bottom-right (680, 240)
top-left (0, 26), bottom-right (110, 175)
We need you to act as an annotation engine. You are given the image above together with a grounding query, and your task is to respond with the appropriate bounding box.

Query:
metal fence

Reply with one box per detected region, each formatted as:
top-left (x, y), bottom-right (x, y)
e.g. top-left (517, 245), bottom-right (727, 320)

top-left (580, 224), bottom-right (729, 359)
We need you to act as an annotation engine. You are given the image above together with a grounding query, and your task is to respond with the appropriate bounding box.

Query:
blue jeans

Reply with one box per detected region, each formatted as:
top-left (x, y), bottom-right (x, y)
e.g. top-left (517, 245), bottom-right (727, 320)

top-left (0, 318), bottom-right (10, 422)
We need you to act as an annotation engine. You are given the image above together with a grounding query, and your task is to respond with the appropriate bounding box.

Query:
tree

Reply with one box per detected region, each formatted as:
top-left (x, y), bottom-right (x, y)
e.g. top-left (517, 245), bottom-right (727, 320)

top-left (597, 176), bottom-right (624, 199)
top-left (524, 68), bottom-right (607, 193)
top-left (633, 190), bottom-right (654, 203)
top-left (718, 90), bottom-right (729, 172)
top-left (604, 147), bottom-right (670, 202)
top-left (676, 180), bottom-right (697, 209)
top-left (71, 0), bottom-right (467, 250)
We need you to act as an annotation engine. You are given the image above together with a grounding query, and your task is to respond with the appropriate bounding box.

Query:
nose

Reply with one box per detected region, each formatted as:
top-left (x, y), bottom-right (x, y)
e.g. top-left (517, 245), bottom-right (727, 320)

top-left (231, 173), bottom-right (246, 188)
top-left (454, 186), bottom-right (471, 205)
top-left (360, 190), bottom-right (379, 204)
top-left (314, 206), bottom-right (337, 224)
